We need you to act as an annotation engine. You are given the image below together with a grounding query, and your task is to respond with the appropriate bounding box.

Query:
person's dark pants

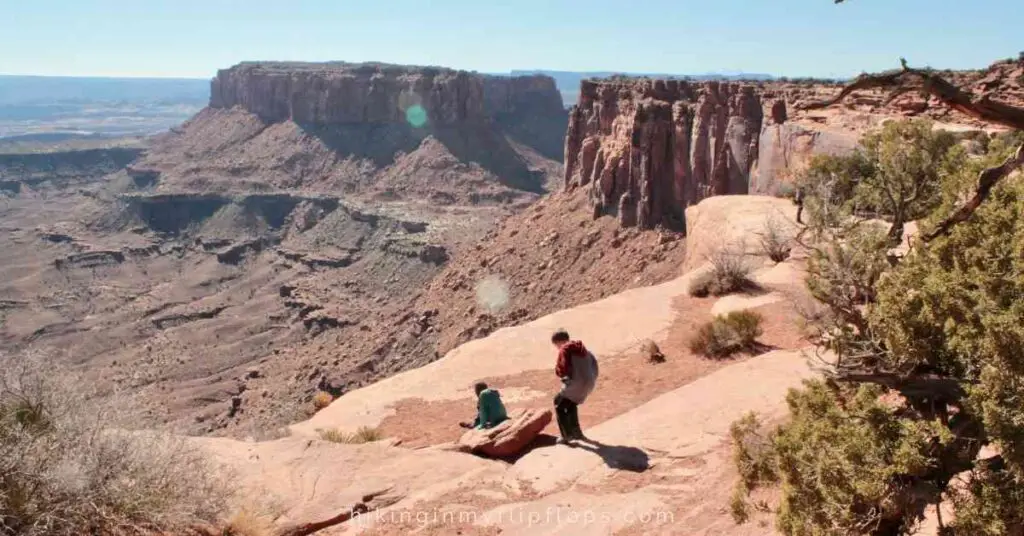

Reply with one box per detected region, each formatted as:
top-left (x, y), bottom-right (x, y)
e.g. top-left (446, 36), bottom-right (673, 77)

top-left (554, 394), bottom-right (582, 440)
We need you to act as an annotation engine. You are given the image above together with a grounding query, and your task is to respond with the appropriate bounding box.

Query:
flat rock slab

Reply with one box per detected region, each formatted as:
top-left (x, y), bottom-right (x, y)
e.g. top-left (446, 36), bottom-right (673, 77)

top-left (510, 349), bottom-right (814, 493)
top-left (458, 408), bottom-right (553, 458)
top-left (194, 435), bottom-right (498, 524)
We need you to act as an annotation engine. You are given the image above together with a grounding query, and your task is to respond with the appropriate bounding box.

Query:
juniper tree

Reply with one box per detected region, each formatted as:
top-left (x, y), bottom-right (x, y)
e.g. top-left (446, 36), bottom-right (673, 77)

top-left (733, 33), bottom-right (1024, 533)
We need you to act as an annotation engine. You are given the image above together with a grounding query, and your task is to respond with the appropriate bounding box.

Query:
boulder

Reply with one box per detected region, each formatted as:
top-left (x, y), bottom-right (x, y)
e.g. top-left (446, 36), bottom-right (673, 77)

top-left (458, 408), bottom-right (552, 458)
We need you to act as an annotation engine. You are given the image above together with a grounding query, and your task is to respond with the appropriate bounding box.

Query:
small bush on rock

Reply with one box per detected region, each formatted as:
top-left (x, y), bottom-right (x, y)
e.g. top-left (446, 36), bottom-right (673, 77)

top-left (688, 246), bottom-right (759, 297)
top-left (689, 311), bottom-right (764, 358)
top-left (757, 216), bottom-right (793, 262)
top-left (311, 391), bottom-right (333, 411)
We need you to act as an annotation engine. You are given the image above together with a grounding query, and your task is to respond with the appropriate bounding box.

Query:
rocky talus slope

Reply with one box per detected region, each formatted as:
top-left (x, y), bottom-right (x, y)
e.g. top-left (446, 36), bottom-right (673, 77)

top-left (0, 147), bottom-right (142, 193)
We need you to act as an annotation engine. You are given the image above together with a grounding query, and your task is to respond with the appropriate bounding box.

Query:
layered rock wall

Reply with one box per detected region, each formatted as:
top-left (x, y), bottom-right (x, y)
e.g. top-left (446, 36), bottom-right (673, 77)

top-left (565, 79), bottom-right (777, 230)
top-left (210, 62), bottom-right (564, 128)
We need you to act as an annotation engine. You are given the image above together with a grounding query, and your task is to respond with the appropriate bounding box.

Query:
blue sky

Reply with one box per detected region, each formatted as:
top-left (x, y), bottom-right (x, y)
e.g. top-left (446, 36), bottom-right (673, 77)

top-left (2, 0), bottom-right (1020, 79)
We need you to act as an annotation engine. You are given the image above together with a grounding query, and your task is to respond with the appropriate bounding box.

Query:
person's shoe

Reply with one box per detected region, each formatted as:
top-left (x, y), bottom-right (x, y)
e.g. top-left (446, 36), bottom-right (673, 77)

top-left (556, 437), bottom-right (577, 447)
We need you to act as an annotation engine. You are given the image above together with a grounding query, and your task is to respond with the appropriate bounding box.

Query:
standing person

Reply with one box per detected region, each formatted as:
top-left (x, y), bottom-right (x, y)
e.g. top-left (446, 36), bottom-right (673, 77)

top-left (459, 382), bottom-right (508, 430)
top-left (551, 329), bottom-right (599, 444)
top-left (794, 186), bottom-right (805, 224)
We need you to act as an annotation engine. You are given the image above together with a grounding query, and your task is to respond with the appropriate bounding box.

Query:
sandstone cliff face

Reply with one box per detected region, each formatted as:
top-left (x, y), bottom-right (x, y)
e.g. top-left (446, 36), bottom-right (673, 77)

top-left (564, 79), bottom-right (767, 230)
top-left (564, 60), bottom-right (1024, 231)
top-left (210, 62), bottom-right (564, 131)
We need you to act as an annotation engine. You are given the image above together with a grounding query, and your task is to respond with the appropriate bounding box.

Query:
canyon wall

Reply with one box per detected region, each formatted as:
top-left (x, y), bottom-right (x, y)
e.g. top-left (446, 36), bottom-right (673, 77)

top-left (210, 62), bottom-right (564, 130)
top-left (565, 59), bottom-right (1024, 231)
top-left (563, 79), bottom-right (783, 230)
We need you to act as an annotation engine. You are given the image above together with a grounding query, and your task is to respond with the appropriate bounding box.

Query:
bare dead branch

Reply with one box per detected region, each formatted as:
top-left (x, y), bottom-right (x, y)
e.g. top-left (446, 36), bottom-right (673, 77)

top-left (801, 61), bottom-right (1024, 131)
top-left (836, 373), bottom-right (969, 401)
top-left (922, 143), bottom-right (1024, 242)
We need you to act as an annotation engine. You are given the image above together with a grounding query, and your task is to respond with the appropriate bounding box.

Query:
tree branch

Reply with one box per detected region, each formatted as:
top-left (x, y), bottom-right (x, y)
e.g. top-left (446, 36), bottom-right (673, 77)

top-left (801, 60), bottom-right (1024, 242)
top-left (801, 61), bottom-right (1024, 131)
top-left (274, 488), bottom-right (403, 536)
top-left (922, 144), bottom-right (1024, 242)
top-left (835, 372), bottom-right (969, 401)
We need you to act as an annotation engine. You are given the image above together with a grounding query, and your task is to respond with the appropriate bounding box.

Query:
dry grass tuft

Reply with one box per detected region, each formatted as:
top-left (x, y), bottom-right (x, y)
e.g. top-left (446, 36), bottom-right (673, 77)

top-left (221, 505), bottom-right (276, 536)
top-left (0, 352), bottom-right (227, 535)
top-left (317, 426), bottom-right (383, 444)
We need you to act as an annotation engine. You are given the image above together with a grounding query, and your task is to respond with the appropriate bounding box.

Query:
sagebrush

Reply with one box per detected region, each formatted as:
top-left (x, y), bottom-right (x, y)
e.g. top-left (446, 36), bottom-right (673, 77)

top-left (0, 354), bottom-right (227, 535)
top-left (689, 245), bottom-right (758, 297)
top-left (689, 310), bottom-right (764, 358)
top-left (757, 216), bottom-right (793, 262)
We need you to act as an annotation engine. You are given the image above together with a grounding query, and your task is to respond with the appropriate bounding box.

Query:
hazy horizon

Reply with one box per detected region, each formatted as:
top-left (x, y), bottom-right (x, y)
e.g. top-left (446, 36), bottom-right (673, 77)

top-left (2, 0), bottom-right (1020, 80)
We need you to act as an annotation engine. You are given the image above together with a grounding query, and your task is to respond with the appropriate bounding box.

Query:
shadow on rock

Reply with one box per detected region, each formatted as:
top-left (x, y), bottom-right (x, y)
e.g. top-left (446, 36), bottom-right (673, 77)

top-left (574, 438), bottom-right (650, 472)
top-left (501, 433), bottom-right (560, 463)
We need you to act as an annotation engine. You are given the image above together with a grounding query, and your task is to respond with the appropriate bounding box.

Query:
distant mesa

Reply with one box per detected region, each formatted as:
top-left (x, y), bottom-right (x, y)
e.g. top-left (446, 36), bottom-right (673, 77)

top-left (210, 61), bottom-right (565, 130)
top-left (132, 61), bottom-right (569, 200)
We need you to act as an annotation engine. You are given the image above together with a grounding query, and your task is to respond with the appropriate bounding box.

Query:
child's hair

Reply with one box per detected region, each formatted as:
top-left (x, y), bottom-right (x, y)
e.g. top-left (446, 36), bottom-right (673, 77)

top-left (551, 329), bottom-right (570, 344)
top-left (474, 382), bottom-right (488, 394)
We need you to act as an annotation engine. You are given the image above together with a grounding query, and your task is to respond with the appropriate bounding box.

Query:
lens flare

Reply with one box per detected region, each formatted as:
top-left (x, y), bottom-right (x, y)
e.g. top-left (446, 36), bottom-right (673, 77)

top-left (405, 104), bottom-right (428, 128)
top-left (475, 275), bottom-right (510, 314)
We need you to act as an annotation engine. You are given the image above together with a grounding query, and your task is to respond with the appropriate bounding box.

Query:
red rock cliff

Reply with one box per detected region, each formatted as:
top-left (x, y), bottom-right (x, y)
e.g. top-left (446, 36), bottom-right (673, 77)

top-left (564, 79), bottom-right (770, 230)
top-left (210, 62), bottom-right (564, 128)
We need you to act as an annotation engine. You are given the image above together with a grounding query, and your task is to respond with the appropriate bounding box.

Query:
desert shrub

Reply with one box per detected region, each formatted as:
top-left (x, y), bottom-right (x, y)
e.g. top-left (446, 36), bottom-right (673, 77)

top-left (731, 412), bottom-right (777, 491)
top-left (729, 412), bottom-right (778, 524)
top-left (757, 216), bottom-right (793, 262)
top-left (317, 426), bottom-right (382, 444)
top-left (689, 311), bottom-right (764, 358)
top-left (689, 245), bottom-right (758, 297)
top-left (0, 354), bottom-right (226, 535)
top-left (733, 122), bottom-right (1024, 534)
top-left (311, 391), bottom-right (333, 411)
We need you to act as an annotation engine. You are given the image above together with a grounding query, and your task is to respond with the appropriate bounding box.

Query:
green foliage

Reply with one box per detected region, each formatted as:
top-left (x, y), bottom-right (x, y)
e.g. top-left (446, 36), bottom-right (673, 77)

top-left (804, 224), bottom-right (890, 369)
top-left (798, 119), bottom-right (963, 242)
top-left (735, 120), bottom-right (1024, 534)
top-left (729, 412), bottom-right (778, 524)
top-left (689, 311), bottom-right (764, 358)
top-left (771, 381), bottom-right (952, 535)
top-left (731, 412), bottom-right (778, 491)
top-left (950, 462), bottom-right (1024, 535)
